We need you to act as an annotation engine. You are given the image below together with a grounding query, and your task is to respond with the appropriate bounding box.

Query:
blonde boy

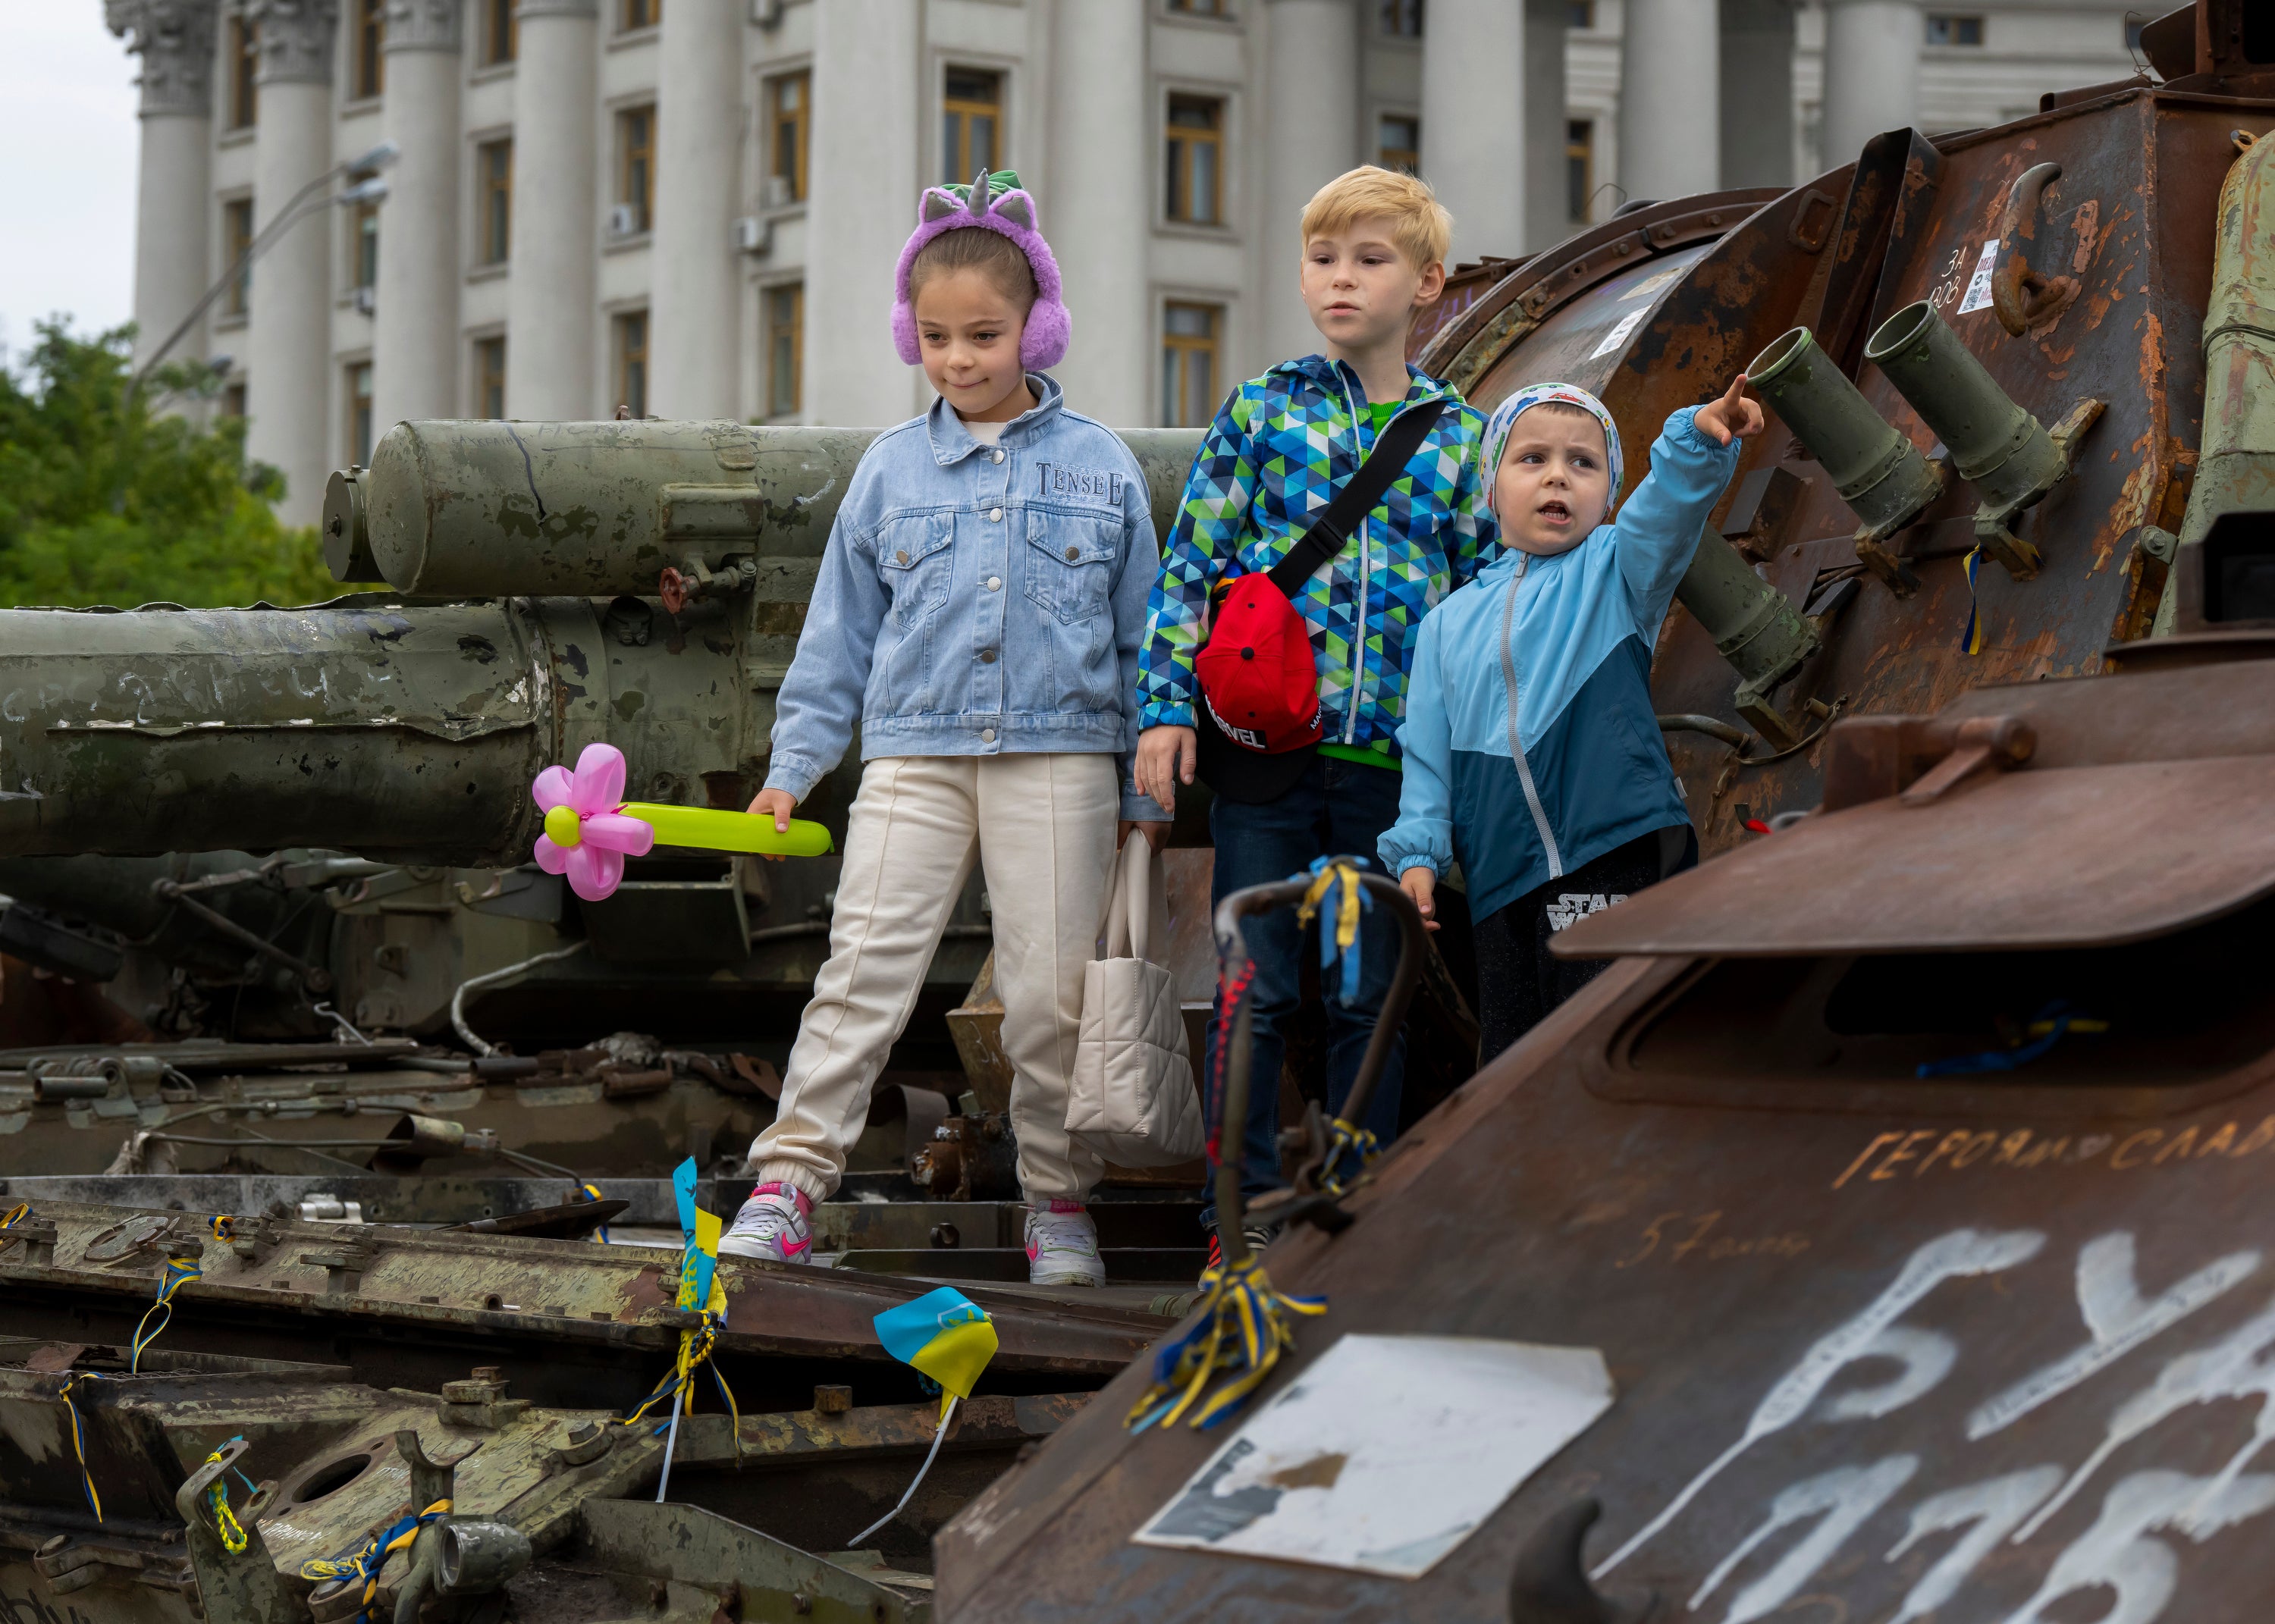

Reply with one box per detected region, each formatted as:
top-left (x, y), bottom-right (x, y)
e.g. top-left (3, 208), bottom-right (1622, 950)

top-left (1129, 167), bottom-right (1496, 1243)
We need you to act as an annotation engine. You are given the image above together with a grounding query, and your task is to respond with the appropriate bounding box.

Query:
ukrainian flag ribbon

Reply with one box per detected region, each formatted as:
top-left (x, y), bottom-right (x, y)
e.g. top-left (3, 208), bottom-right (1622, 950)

top-left (1295, 857), bottom-right (1373, 1006)
top-left (1959, 545), bottom-right (1986, 655)
top-left (299, 1498), bottom-right (452, 1622)
top-left (1125, 1253), bottom-right (1326, 1433)
top-left (202, 1438), bottom-right (250, 1554)
top-left (622, 1158), bottom-right (738, 1492)
top-left (130, 1252), bottom-right (203, 1373)
top-left (1318, 1116), bottom-right (1381, 1196)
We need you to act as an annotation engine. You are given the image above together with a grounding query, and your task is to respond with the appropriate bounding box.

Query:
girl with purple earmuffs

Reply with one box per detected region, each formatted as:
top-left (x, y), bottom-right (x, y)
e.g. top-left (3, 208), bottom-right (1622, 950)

top-left (718, 172), bottom-right (1171, 1287)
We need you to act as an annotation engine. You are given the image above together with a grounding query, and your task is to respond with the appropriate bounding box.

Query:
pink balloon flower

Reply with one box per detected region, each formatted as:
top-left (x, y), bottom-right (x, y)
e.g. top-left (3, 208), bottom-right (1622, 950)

top-left (531, 742), bottom-right (655, 901)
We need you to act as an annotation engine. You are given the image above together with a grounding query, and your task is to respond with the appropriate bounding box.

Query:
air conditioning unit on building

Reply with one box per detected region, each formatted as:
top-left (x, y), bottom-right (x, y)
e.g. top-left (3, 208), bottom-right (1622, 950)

top-left (353, 287), bottom-right (376, 316)
top-left (760, 174), bottom-right (795, 210)
top-left (607, 203), bottom-right (642, 239)
top-left (733, 215), bottom-right (774, 256)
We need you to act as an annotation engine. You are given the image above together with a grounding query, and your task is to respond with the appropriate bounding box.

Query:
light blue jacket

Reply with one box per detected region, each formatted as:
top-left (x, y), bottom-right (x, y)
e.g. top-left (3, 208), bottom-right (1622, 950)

top-left (1378, 406), bottom-right (1738, 919)
top-left (764, 374), bottom-right (1169, 821)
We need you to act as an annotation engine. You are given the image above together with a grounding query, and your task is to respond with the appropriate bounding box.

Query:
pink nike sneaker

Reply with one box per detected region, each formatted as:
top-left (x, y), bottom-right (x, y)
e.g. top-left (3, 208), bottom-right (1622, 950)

top-left (1025, 1199), bottom-right (1104, 1287)
top-left (717, 1182), bottom-right (814, 1264)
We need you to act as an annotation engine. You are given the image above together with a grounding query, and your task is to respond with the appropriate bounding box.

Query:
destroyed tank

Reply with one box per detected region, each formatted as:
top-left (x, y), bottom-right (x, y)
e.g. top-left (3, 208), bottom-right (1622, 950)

top-left (940, 5), bottom-right (2275, 1619)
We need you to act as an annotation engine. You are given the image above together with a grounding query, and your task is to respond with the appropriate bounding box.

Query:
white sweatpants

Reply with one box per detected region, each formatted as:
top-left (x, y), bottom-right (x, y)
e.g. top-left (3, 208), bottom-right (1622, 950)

top-left (748, 752), bottom-right (1118, 1203)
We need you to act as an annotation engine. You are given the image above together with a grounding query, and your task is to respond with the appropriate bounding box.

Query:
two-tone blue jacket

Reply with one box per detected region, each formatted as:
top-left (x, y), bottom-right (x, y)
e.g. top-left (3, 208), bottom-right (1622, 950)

top-left (1377, 406), bottom-right (1740, 919)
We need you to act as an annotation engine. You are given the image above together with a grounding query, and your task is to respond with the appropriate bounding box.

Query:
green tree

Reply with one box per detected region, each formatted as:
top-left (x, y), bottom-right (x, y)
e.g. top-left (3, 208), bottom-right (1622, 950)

top-left (0, 321), bottom-right (339, 608)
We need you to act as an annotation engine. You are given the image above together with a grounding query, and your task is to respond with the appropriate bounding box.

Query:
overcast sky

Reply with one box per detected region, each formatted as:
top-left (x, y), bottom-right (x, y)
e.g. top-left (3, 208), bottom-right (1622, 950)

top-left (1, 6), bottom-right (140, 371)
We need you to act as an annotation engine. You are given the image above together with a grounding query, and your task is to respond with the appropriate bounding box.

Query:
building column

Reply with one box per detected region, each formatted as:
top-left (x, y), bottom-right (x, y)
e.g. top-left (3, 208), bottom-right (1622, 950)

top-left (1618, 0), bottom-right (1719, 205)
top-left (1523, 0), bottom-right (1569, 252)
top-left (245, 0), bottom-right (340, 528)
top-left (108, 0), bottom-right (221, 380)
top-left (1047, 0), bottom-right (1148, 425)
top-left (651, 0), bottom-right (743, 419)
top-left (1720, 0), bottom-right (1795, 190)
top-left (372, 0), bottom-right (463, 432)
top-left (806, 0), bottom-right (922, 425)
top-left (1262, 0), bottom-right (1360, 365)
top-left (1422, 0), bottom-right (1525, 266)
top-left (508, 0), bottom-right (598, 419)
top-left (1821, 0), bottom-right (1920, 165)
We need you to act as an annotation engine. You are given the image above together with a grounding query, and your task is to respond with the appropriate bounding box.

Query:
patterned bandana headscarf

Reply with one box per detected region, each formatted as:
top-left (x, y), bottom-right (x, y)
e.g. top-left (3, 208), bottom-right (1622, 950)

top-left (1480, 382), bottom-right (1624, 519)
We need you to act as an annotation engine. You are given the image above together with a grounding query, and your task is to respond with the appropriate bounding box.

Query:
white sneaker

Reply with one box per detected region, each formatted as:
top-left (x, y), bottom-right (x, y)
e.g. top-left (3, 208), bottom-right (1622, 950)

top-left (1025, 1200), bottom-right (1104, 1287)
top-left (717, 1182), bottom-right (814, 1264)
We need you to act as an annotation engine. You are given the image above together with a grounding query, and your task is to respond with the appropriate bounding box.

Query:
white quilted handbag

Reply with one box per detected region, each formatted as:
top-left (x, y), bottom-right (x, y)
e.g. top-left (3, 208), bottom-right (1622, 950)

top-left (1066, 836), bottom-right (1207, 1165)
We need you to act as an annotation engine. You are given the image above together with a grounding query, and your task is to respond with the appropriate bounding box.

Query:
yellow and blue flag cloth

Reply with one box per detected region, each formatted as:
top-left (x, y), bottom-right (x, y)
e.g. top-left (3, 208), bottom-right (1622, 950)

top-left (874, 1287), bottom-right (999, 1420)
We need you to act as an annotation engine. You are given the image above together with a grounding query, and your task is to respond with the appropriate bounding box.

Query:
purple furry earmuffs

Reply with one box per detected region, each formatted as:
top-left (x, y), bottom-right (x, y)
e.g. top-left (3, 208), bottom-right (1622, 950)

top-left (892, 169), bottom-right (1072, 372)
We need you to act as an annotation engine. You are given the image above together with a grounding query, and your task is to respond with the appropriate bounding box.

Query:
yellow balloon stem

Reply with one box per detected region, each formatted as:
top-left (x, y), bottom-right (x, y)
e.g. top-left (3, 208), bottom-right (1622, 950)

top-left (620, 803), bottom-right (836, 857)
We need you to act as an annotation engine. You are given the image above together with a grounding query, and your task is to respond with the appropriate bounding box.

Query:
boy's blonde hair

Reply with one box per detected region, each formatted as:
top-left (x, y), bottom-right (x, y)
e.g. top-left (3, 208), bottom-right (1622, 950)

top-left (1299, 166), bottom-right (1453, 269)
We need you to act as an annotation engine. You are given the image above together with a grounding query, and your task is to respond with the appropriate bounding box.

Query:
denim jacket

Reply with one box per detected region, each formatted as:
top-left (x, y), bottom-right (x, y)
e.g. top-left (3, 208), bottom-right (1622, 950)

top-left (764, 374), bottom-right (1169, 820)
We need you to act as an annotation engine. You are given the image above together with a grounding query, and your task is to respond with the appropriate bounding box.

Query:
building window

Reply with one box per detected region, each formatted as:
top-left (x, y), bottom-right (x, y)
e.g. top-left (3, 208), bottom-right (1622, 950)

top-left (222, 197), bottom-right (255, 315)
top-left (620, 0), bottom-right (660, 32)
top-left (766, 70), bottom-right (810, 206)
top-left (1379, 113), bottom-right (1420, 175)
top-left (943, 68), bottom-right (1003, 186)
top-left (1567, 0), bottom-right (1595, 26)
top-left (1166, 95), bottom-right (1224, 225)
top-left (227, 15), bottom-right (258, 128)
top-left (1167, 0), bottom-right (1228, 13)
top-left (352, 199), bottom-right (378, 293)
top-left (352, 0), bottom-right (385, 98)
top-left (615, 312), bottom-right (648, 419)
top-left (478, 138), bottom-right (513, 263)
top-left (347, 362), bottom-right (375, 465)
top-left (221, 381), bottom-right (247, 418)
top-left (1566, 120), bottom-right (1594, 223)
top-left (475, 337), bottom-right (507, 418)
top-left (1162, 302), bottom-right (1222, 428)
top-left (1925, 14), bottom-right (1985, 45)
top-left (1380, 0), bottom-right (1423, 37)
top-left (767, 284), bottom-right (804, 418)
top-left (482, 0), bottom-right (516, 64)
top-left (616, 105), bottom-right (656, 235)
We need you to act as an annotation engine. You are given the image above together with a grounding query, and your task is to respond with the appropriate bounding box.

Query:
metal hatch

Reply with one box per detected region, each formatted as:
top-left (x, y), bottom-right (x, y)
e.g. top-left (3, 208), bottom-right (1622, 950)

top-left (1552, 659), bottom-right (2275, 957)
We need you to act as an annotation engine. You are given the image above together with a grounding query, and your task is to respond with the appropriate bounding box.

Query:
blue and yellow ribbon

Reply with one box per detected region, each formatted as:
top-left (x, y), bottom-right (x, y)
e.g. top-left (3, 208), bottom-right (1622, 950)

top-left (1959, 545), bottom-right (1986, 656)
top-left (1125, 1253), bottom-right (1327, 1432)
top-left (617, 1159), bottom-right (737, 1465)
top-left (1318, 1117), bottom-right (1381, 1196)
top-left (300, 1499), bottom-right (452, 1622)
top-left (1917, 1002), bottom-right (2108, 1078)
top-left (1294, 857), bottom-right (1373, 1006)
top-left (570, 1182), bottom-right (612, 1244)
top-left (130, 1252), bottom-right (202, 1374)
top-left (58, 1374), bottom-right (102, 1522)
top-left (202, 1438), bottom-right (249, 1553)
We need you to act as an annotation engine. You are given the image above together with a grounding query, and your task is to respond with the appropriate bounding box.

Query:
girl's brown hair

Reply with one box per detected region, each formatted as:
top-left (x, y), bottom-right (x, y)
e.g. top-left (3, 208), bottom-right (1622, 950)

top-left (907, 227), bottom-right (1039, 314)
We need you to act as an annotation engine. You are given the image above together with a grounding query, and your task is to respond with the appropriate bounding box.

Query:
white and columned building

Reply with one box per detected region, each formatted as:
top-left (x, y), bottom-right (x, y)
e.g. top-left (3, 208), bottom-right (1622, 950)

top-left (109, 0), bottom-right (2145, 527)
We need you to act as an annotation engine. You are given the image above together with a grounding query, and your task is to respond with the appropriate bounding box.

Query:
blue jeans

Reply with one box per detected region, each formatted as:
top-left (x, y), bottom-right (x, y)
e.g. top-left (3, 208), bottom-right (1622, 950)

top-left (1202, 754), bottom-right (1408, 1221)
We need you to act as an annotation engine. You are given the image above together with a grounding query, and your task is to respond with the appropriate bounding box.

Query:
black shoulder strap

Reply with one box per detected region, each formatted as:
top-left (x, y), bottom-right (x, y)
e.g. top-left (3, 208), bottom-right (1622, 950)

top-left (1264, 397), bottom-right (1447, 599)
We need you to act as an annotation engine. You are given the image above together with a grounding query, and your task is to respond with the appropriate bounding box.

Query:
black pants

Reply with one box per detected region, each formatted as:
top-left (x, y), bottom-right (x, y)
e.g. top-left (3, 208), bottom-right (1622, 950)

top-left (1473, 825), bottom-right (1696, 1065)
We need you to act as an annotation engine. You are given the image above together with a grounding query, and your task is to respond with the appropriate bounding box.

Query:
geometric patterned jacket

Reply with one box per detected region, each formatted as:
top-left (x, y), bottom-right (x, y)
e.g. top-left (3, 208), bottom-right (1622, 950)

top-left (1136, 353), bottom-right (1497, 762)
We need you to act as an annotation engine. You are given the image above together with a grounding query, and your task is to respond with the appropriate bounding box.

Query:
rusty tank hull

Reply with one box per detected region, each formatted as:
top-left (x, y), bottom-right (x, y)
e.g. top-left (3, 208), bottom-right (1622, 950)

top-left (940, 9), bottom-right (2275, 1619)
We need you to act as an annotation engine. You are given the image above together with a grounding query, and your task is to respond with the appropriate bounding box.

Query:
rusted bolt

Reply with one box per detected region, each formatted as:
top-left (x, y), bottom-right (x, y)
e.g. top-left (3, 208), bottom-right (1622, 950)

top-left (472, 1366), bottom-right (501, 1383)
top-left (791, 1594), bottom-right (812, 1616)
top-left (814, 1384), bottom-right (852, 1415)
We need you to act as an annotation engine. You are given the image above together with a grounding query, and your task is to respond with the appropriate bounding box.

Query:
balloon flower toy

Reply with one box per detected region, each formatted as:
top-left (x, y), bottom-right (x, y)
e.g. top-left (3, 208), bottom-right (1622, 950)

top-left (532, 742), bottom-right (833, 901)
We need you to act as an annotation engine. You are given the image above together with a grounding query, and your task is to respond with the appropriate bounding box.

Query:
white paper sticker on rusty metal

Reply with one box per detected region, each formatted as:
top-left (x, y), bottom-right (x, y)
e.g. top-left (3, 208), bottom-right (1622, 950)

top-left (1132, 1334), bottom-right (1615, 1577)
top-left (1958, 240), bottom-right (2001, 314)
top-left (1589, 308), bottom-right (1651, 360)
top-left (1620, 265), bottom-right (1684, 303)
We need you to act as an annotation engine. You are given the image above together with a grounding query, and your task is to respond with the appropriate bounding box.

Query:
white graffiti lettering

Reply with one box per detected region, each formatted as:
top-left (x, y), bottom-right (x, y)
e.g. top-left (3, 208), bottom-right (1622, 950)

top-left (2001, 1469), bottom-right (2275, 1624)
top-left (1689, 1456), bottom-right (1919, 1624)
top-left (1881, 1466), bottom-right (2064, 1624)
top-left (1967, 1233), bottom-right (2260, 1441)
top-left (1594, 1227), bottom-right (2045, 1576)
